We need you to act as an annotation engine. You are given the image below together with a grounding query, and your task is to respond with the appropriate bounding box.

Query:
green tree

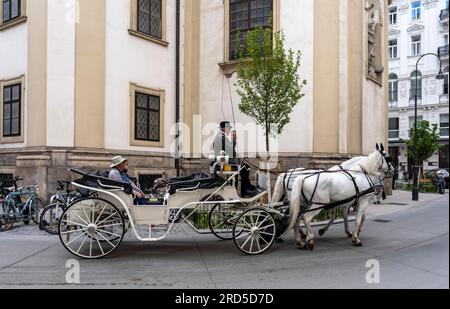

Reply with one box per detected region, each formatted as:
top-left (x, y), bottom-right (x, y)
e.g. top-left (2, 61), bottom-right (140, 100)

top-left (406, 120), bottom-right (444, 177)
top-left (235, 26), bottom-right (306, 156)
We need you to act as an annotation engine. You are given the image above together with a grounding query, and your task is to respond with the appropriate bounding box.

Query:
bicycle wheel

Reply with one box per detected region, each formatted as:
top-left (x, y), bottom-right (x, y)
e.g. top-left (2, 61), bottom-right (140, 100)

top-left (0, 203), bottom-right (15, 232)
top-left (30, 198), bottom-right (44, 224)
top-left (40, 203), bottom-right (66, 235)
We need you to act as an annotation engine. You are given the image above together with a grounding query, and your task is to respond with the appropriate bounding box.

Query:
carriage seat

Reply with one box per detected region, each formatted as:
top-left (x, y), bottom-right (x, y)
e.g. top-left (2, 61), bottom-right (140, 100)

top-left (70, 168), bottom-right (133, 195)
top-left (168, 175), bottom-right (224, 195)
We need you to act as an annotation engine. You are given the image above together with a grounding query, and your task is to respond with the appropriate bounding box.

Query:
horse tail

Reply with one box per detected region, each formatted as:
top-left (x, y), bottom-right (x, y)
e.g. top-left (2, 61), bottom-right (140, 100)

top-left (287, 176), bottom-right (304, 231)
top-left (271, 174), bottom-right (285, 203)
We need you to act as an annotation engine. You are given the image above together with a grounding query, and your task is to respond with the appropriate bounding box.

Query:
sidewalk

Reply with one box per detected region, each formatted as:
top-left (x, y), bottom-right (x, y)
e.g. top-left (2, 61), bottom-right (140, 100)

top-left (365, 190), bottom-right (447, 219)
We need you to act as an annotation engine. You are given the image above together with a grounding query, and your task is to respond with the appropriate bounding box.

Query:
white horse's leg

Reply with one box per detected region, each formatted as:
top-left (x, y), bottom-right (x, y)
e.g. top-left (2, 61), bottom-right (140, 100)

top-left (319, 207), bottom-right (336, 237)
top-left (343, 206), bottom-right (352, 238)
top-left (352, 198), bottom-right (370, 246)
top-left (294, 215), bottom-right (305, 248)
top-left (303, 208), bottom-right (322, 250)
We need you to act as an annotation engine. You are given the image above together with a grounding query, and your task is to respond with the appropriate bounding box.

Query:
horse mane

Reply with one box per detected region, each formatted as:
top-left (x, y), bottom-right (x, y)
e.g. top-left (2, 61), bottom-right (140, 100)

top-left (353, 151), bottom-right (380, 174)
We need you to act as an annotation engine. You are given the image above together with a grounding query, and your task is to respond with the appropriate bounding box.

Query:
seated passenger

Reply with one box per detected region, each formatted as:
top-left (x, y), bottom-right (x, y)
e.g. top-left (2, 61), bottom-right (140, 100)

top-left (109, 156), bottom-right (145, 201)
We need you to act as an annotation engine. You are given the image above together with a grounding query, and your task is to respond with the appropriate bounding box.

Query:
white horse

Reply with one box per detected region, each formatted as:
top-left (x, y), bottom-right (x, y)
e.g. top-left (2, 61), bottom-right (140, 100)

top-left (272, 156), bottom-right (367, 238)
top-left (287, 145), bottom-right (393, 250)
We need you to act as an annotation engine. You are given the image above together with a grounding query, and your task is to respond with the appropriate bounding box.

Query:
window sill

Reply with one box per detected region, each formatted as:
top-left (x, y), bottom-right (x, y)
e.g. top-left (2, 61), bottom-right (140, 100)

top-left (389, 57), bottom-right (400, 61)
top-left (0, 136), bottom-right (24, 144)
top-left (128, 29), bottom-right (169, 47)
top-left (130, 139), bottom-right (164, 148)
top-left (0, 16), bottom-right (27, 31)
top-left (218, 58), bottom-right (252, 74)
top-left (407, 54), bottom-right (422, 59)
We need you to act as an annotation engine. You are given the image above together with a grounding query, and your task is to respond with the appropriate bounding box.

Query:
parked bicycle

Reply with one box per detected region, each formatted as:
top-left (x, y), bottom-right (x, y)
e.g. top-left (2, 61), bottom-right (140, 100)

top-left (0, 177), bottom-right (44, 232)
top-left (39, 180), bottom-right (83, 235)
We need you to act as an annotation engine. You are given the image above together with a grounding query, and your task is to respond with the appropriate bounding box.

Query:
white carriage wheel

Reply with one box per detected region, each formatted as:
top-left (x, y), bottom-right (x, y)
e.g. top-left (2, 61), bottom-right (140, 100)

top-left (208, 203), bottom-right (243, 240)
top-left (233, 208), bottom-right (276, 255)
top-left (58, 198), bottom-right (125, 259)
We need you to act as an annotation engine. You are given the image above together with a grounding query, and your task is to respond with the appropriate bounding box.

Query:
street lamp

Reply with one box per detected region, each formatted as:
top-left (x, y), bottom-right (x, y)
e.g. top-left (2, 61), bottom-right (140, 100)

top-left (412, 53), bottom-right (445, 201)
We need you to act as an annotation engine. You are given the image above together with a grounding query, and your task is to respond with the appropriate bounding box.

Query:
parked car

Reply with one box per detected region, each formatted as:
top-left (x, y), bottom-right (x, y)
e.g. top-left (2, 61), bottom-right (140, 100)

top-left (425, 169), bottom-right (449, 190)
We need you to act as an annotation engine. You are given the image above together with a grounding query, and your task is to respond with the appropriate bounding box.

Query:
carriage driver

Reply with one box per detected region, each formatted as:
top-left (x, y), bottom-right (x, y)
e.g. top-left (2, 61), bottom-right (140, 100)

top-left (213, 121), bottom-right (257, 198)
top-left (109, 156), bottom-right (145, 199)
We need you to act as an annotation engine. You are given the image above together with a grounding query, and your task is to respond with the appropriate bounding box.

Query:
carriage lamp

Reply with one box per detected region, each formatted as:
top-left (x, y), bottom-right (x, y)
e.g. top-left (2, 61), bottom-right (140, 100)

top-left (412, 53), bottom-right (444, 201)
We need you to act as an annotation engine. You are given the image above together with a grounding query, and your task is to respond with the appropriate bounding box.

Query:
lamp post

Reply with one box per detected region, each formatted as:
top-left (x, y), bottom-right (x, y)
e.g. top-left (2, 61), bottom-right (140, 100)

top-left (412, 53), bottom-right (445, 201)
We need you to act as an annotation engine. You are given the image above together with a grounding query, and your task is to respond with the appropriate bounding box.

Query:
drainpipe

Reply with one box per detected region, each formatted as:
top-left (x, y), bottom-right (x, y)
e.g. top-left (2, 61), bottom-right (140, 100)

top-left (175, 0), bottom-right (181, 176)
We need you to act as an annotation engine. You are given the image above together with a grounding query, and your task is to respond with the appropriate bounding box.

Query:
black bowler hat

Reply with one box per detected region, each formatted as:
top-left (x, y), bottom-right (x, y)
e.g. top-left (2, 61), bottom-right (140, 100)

top-left (220, 121), bottom-right (232, 129)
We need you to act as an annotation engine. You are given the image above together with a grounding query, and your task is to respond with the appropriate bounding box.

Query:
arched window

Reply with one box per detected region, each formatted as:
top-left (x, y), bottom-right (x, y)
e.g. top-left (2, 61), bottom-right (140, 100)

top-left (444, 66), bottom-right (449, 96)
top-left (389, 73), bottom-right (398, 103)
top-left (410, 70), bottom-right (422, 100)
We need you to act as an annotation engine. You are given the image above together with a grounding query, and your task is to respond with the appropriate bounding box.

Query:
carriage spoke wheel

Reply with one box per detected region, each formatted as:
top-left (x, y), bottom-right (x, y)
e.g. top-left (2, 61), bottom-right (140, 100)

top-left (233, 208), bottom-right (276, 255)
top-left (208, 203), bottom-right (243, 240)
top-left (58, 198), bottom-right (125, 259)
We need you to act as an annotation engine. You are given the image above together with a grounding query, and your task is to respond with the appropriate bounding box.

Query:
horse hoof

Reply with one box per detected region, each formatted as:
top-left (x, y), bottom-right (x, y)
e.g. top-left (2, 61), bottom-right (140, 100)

top-left (353, 242), bottom-right (363, 247)
top-left (307, 243), bottom-right (314, 251)
top-left (319, 229), bottom-right (325, 237)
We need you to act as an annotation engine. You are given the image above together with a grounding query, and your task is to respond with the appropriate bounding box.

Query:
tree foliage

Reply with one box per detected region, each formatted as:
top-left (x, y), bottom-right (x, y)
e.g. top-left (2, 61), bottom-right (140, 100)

top-left (235, 25), bottom-right (306, 154)
top-left (406, 120), bottom-right (444, 162)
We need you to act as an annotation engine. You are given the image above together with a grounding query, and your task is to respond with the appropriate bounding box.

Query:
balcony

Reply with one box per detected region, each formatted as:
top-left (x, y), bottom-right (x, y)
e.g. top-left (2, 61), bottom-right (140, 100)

top-left (440, 94), bottom-right (449, 104)
top-left (440, 9), bottom-right (449, 21)
top-left (438, 45), bottom-right (449, 60)
top-left (388, 101), bottom-right (398, 109)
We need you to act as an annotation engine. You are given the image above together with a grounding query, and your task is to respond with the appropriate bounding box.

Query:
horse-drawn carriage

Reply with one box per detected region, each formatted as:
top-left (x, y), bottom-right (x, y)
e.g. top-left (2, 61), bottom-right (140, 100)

top-left (58, 145), bottom-right (393, 259)
top-left (58, 154), bottom-right (290, 259)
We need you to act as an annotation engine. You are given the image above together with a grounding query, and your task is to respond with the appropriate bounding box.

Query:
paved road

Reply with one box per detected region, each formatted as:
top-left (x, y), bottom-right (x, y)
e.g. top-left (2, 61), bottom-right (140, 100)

top-left (0, 194), bottom-right (448, 289)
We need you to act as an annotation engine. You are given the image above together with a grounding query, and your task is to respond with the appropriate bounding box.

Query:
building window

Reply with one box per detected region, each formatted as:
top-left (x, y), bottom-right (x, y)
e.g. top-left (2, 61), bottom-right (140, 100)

top-left (389, 118), bottom-right (400, 140)
top-left (129, 0), bottom-right (167, 46)
top-left (0, 76), bottom-right (24, 143)
top-left (411, 1), bottom-right (421, 21)
top-left (135, 92), bottom-right (160, 142)
top-left (137, 0), bottom-right (161, 39)
top-left (441, 114), bottom-right (449, 137)
top-left (2, 83), bottom-right (21, 137)
top-left (411, 35), bottom-right (421, 56)
top-left (130, 83), bottom-right (165, 148)
top-left (0, 0), bottom-right (26, 30)
top-left (388, 39), bottom-right (398, 59)
top-left (2, 0), bottom-right (20, 23)
top-left (443, 66), bottom-right (449, 96)
top-left (389, 74), bottom-right (398, 103)
top-left (389, 6), bottom-right (397, 25)
top-left (229, 0), bottom-right (273, 60)
top-left (410, 70), bottom-right (422, 100)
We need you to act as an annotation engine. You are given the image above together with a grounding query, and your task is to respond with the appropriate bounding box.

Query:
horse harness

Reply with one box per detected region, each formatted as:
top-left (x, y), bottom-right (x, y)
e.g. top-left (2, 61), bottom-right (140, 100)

top-left (299, 165), bottom-right (376, 214)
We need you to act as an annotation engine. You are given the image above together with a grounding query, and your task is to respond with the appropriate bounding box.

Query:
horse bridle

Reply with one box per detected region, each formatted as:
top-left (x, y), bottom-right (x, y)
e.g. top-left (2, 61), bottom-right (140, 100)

top-left (376, 143), bottom-right (395, 182)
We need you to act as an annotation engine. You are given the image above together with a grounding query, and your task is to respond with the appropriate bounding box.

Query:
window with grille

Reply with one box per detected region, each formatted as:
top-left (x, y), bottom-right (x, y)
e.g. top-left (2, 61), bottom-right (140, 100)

top-left (440, 114), bottom-right (449, 137)
top-left (138, 174), bottom-right (162, 193)
top-left (137, 0), bottom-right (162, 39)
top-left (411, 35), bottom-right (421, 56)
top-left (135, 92), bottom-right (160, 142)
top-left (388, 39), bottom-right (398, 59)
top-left (2, 0), bottom-right (20, 23)
top-left (388, 118), bottom-right (400, 140)
top-left (411, 1), bottom-right (421, 20)
top-left (2, 83), bottom-right (21, 137)
top-left (229, 0), bottom-right (273, 60)
top-left (389, 6), bottom-right (397, 25)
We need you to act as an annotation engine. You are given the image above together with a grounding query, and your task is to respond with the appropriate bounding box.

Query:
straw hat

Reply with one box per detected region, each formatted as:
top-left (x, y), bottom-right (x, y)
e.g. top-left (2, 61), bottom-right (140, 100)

top-left (110, 156), bottom-right (128, 168)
